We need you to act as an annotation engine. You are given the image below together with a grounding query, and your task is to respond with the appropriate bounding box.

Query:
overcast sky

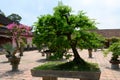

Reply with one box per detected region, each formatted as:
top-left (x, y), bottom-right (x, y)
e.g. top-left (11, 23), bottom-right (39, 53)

top-left (0, 0), bottom-right (120, 29)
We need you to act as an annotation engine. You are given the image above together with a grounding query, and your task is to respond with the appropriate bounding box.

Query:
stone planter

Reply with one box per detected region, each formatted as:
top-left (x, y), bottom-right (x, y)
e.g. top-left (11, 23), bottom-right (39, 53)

top-left (110, 60), bottom-right (120, 69)
top-left (9, 57), bottom-right (21, 71)
top-left (31, 69), bottom-right (101, 80)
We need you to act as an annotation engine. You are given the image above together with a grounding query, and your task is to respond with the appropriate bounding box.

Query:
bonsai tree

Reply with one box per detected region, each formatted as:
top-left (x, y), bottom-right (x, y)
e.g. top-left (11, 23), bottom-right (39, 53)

top-left (104, 41), bottom-right (120, 69)
top-left (110, 37), bottom-right (120, 45)
top-left (33, 2), bottom-right (98, 64)
top-left (2, 23), bottom-right (32, 71)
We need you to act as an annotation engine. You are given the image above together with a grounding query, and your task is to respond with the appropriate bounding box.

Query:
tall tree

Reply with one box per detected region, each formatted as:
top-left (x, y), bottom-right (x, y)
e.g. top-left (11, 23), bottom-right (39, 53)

top-left (33, 2), bottom-right (99, 64)
top-left (7, 13), bottom-right (22, 23)
top-left (0, 10), bottom-right (5, 16)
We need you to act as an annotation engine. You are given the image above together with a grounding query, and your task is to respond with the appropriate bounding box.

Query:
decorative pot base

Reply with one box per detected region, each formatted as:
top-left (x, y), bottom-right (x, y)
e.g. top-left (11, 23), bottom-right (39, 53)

top-left (111, 64), bottom-right (119, 69)
top-left (9, 57), bottom-right (20, 71)
top-left (31, 70), bottom-right (101, 80)
top-left (110, 60), bottom-right (120, 69)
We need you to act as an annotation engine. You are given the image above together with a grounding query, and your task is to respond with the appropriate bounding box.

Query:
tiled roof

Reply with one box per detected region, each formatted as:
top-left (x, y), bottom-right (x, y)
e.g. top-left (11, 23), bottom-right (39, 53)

top-left (0, 27), bottom-right (11, 38)
top-left (93, 29), bottom-right (120, 38)
top-left (0, 34), bottom-right (11, 38)
top-left (0, 14), bottom-right (13, 26)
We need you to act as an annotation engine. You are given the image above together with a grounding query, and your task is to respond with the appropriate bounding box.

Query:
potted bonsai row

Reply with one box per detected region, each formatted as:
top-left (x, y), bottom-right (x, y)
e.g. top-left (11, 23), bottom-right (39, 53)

top-left (104, 41), bottom-right (120, 69)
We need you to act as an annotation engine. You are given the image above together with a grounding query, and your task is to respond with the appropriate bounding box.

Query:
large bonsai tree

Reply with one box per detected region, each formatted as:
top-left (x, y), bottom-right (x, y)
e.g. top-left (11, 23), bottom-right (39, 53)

top-left (33, 2), bottom-right (100, 64)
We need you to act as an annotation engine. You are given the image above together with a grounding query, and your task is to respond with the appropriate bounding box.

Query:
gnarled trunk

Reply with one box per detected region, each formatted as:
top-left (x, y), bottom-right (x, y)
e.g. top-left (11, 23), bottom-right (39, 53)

top-left (67, 35), bottom-right (86, 65)
top-left (19, 47), bottom-right (24, 56)
top-left (72, 46), bottom-right (86, 65)
top-left (65, 14), bottom-right (86, 65)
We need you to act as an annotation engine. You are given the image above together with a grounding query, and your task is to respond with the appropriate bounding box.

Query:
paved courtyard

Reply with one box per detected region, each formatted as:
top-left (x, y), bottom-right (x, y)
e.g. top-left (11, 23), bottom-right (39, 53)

top-left (0, 49), bottom-right (120, 80)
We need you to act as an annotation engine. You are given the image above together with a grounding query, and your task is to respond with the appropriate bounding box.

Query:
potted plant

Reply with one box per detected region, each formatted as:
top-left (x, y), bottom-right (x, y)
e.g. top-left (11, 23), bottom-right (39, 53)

top-left (31, 61), bottom-right (101, 80)
top-left (2, 42), bottom-right (21, 71)
top-left (104, 41), bottom-right (120, 69)
top-left (32, 2), bottom-right (101, 80)
top-left (2, 23), bottom-right (32, 71)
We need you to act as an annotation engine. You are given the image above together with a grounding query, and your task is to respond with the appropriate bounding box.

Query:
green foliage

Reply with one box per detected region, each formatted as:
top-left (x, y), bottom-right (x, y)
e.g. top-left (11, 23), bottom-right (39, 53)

top-left (64, 54), bottom-right (73, 59)
top-left (47, 54), bottom-right (63, 61)
top-left (33, 2), bottom-right (100, 61)
top-left (104, 41), bottom-right (120, 57)
top-left (110, 37), bottom-right (120, 44)
top-left (33, 61), bottom-right (100, 71)
top-left (78, 32), bottom-right (105, 49)
top-left (7, 13), bottom-right (22, 23)
top-left (0, 10), bottom-right (5, 16)
top-left (34, 61), bottom-right (64, 70)
top-left (2, 43), bottom-right (15, 54)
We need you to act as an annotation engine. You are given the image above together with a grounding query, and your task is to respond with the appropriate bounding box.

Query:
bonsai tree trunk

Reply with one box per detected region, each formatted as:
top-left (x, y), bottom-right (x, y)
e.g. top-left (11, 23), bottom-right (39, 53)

top-left (19, 40), bottom-right (25, 56)
top-left (88, 48), bottom-right (92, 58)
top-left (19, 47), bottom-right (24, 56)
top-left (67, 34), bottom-right (86, 65)
top-left (41, 52), bottom-right (45, 56)
top-left (71, 46), bottom-right (86, 65)
top-left (9, 45), bottom-right (21, 71)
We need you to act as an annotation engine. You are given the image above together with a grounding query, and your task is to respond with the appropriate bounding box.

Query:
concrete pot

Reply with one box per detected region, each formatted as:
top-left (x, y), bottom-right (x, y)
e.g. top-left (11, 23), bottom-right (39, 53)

top-left (9, 57), bottom-right (20, 71)
top-left (31, 69), bottom-right (101, 80)
top-left (110, 60), bottom-right (120, 69)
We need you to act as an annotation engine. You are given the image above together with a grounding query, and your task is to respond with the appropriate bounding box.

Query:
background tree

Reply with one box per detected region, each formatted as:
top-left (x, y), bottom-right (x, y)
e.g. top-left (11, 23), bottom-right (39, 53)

top-left (110, 37), bottom-right (120, 44)
top-left (0, 10), bottom-right (5, 16)
top-left (33, 2), bottom-right (100, 64)
top-left (7, 13), bottom-right (22, 23)
top-left (7, 13), bottom-right (24, 56)
top-left (79, 32), bottom-right (105, 58)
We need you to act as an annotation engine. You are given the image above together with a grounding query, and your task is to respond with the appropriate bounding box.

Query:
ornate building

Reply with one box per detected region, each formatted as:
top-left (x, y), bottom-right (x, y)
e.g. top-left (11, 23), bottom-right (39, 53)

top-left (0, 14), bottom-right (34, 50)
top-left (0, 14), bottom-right (13, 47)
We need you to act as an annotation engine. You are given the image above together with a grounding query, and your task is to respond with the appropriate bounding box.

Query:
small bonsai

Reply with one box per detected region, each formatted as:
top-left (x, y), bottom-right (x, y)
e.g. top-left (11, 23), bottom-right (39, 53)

top-left (104, 41), bottom-right (120, 69)
top-left (2, 23), bottom-right (32, 71)
top-left (104, 41), bottom-right (120, 60)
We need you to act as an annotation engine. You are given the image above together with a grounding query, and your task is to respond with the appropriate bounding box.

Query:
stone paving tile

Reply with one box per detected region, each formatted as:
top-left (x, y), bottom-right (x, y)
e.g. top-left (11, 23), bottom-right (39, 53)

top-left (0, 50), bottom-right (120, 80)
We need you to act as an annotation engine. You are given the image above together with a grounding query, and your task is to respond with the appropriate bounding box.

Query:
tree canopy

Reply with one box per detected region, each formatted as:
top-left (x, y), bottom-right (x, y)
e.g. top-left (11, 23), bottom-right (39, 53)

top-left (33, 2), bottom-right (104, 64)
top-left (7, 13), bottom-right (22, 23)
top-left (0, 10), bottom-right (5, 16)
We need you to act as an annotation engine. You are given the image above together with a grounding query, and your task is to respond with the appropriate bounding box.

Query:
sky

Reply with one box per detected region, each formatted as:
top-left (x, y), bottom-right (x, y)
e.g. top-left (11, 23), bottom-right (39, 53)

top-left (0, 0), bottom-right (120, 29)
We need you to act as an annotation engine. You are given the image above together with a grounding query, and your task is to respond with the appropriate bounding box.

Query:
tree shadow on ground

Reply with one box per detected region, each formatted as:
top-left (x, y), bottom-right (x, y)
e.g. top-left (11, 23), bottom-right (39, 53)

top-left (0, 70), bottom-right (24, 78)
top-left (36, 58), bottom-right (47, 63)
top-left (0, 61), bottom-right (9, 63)
top-left (105, 66), bottom-right (120, 71)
